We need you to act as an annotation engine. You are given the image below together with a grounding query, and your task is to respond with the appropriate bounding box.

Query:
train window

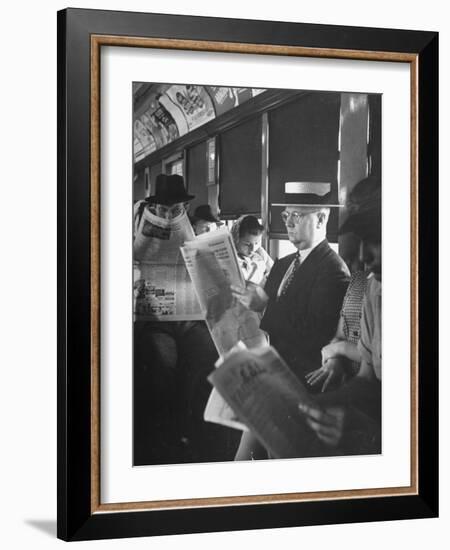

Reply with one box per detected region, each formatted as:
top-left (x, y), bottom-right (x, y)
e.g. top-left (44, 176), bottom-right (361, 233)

top-left (144, 168), bottom-right (150, 197)
top-left (166, 158), bottom-right (184, 176)
top-left (187, 141), bottom-right (208, 211)
top-left (149, 162), bottom-right (162, 197)
top-left (221, 220), bottom-right (235, 231)
top-left (219, 116), bottom-right (262, 216)
top-left (133, 169), bottom-right (147, 201)
top-left (206, 138), bottom-right (216, 186)
top-left (270, 238), bottom-right (297, 260)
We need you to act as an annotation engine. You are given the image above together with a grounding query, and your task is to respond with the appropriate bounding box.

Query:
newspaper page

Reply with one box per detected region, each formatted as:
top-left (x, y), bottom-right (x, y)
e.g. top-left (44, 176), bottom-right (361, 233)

top-left (180, 228), bottom-right (267, 355)
top-left (134, 207), bottom-right (203, 321)
top-left (203, 343), bottom-right (248, 432)
top-left (208, 346), bottom-right (330, 459)
top-left (180, 228), bottom-right (268, 430)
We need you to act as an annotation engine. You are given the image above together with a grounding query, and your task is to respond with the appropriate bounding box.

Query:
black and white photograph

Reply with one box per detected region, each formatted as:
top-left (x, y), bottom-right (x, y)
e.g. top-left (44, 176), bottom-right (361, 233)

top-left (50, 4), bottom-right (441, 544)
top-left (1, 0), bottom-right (446, 547)
top-left (132, 82), bottom-right (382, 467)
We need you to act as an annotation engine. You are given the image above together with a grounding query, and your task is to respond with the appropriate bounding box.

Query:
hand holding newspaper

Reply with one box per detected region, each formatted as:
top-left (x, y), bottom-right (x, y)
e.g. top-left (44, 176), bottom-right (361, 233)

top-left (208, 345), bottom-right (329, 459)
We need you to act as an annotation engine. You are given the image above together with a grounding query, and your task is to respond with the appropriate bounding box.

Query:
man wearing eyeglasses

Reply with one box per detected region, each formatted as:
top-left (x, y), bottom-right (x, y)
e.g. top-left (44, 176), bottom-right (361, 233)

top-left (233, 182), bottom-right (350, 385)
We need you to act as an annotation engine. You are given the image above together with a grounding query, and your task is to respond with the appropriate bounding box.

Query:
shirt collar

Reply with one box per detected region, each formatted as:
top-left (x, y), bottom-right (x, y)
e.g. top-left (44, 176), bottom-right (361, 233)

top-left (297, 238), bottom-right (325, 262)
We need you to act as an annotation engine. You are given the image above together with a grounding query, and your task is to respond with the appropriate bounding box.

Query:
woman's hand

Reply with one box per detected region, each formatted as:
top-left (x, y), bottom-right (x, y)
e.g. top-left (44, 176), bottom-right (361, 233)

top-left (305, 358), bottom-right (347, 392)
top-left (321, 341), bottom-right (344, 364)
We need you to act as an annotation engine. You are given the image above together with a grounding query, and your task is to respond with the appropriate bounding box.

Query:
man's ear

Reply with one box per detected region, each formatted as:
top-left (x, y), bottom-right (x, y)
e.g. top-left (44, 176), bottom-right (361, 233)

top-left (184, 202), bottom-right (191, 212)
top-left (317, 210), bottom-right (329, 228)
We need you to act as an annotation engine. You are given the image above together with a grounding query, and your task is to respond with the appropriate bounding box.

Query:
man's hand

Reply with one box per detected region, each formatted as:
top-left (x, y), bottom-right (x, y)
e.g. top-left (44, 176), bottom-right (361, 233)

top-left (231, 282), bottom-right (268, 312)
top-left (305, 357), bottom-right (347, 392)
top-left (299, 403), bottom-right (345, 447)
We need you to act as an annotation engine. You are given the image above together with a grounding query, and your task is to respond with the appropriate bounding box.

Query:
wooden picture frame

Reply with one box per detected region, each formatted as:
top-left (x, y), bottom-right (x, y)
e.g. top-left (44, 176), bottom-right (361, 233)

top-left (57, 8), bottom-right (438, 541)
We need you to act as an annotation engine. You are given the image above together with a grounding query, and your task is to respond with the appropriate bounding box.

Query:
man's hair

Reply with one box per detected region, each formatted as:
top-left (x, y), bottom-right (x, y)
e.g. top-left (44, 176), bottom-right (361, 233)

top-left (316, 207), bottom-right (330, 225)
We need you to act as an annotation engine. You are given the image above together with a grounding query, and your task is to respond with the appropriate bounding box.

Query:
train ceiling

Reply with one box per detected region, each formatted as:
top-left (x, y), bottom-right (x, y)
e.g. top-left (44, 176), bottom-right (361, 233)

top-left (133, 83), bottom-right (266, 163)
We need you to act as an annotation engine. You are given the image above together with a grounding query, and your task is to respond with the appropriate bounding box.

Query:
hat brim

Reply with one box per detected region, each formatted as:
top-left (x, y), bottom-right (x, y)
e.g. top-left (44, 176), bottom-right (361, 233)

top-left (146, 193), bottom-right (195, 206)
top-left (278, 191), bottom-right (342, 207)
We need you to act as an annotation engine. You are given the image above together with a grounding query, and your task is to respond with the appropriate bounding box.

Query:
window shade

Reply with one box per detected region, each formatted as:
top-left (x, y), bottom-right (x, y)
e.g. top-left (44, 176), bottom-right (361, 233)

top-left (186, 141), bottom-right (208, 211)
top-left (219, 116), bottom-right (262, 217)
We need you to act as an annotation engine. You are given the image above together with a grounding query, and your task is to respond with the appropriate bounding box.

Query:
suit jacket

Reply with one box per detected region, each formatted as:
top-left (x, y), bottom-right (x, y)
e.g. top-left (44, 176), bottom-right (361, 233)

top-left (261, 239), bottom-right (350, 382)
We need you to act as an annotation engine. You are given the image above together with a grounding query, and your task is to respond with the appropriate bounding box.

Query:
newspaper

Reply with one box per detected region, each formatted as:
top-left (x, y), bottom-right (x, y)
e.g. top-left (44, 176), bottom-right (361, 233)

top-left (180, 228), bottom-right (267, 355)
top-left (208, 346), bottom-right (327, 459)
top-left (134, 206), bottom-right (194, 262)
top-left (134, 207), bottom-right (203, 321)
top-left (180, 228), bottom-right (268, 430)
top-left (203, 343), bottom-right (249, 432)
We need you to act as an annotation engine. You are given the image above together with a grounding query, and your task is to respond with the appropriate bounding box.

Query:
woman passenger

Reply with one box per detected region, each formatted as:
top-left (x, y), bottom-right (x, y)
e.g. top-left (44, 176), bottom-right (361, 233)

top-left (231, 215), bottom-right (273, 286)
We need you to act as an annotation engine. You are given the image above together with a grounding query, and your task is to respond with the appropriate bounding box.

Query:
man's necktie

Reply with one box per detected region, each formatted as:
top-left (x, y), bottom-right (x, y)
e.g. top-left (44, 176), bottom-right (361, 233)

top-left (278, 252), bottom-right (301, 297)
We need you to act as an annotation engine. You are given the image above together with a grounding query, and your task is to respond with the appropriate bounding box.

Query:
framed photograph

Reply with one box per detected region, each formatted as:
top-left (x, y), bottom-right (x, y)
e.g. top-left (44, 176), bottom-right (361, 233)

top-left (57, 8), bottom-right (438, 541)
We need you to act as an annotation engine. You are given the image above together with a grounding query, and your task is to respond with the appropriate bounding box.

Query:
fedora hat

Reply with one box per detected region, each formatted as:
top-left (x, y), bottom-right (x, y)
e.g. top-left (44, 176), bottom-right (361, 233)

top-left (146, 174), bottom-right (195, 206)
top-left (339, 196), bottom-right (381, 243)
top-left (339, 177), bottom-right (382, 242)
top-left (192, 204), bottom-right (220, 223)
top-left (272, 182), bottom-right (343, 208)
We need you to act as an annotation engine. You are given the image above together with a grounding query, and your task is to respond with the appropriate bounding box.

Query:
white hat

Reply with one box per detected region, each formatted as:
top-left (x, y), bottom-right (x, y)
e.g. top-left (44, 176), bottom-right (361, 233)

top-left (272, 181), bottom-right (343, 207)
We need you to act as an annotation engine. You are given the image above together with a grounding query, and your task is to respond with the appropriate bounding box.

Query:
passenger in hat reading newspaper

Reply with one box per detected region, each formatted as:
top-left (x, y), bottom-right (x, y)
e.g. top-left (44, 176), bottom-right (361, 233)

top-left (232, 181), bottom-right (350, 460)
top-left (133, 173), bottom-right (195, 233)
top-left (299, 182), bottom-right (382, 452)
top-left (133, 174), bottom-right (224, 464)
top-left (231, 215), bottom-right (274, 286)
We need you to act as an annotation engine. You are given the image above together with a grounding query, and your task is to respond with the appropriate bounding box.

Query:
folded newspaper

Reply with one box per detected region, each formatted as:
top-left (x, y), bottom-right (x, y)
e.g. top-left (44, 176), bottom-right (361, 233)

top-left (134, 207), bottom-right (203, 321)
top-left (208, 345), bottom-right (329, 459)
top-left (180, 228), bottom-right (268, 430)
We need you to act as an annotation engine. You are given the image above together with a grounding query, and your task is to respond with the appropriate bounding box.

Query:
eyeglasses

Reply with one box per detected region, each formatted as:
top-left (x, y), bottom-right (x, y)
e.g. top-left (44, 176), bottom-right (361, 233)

top-left (281, 210), bottom-right (317, 225)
